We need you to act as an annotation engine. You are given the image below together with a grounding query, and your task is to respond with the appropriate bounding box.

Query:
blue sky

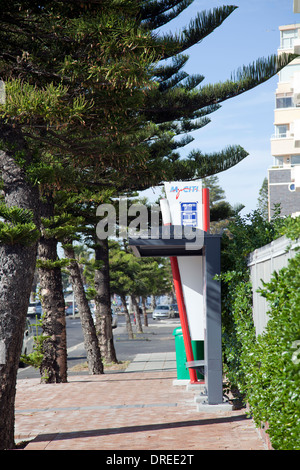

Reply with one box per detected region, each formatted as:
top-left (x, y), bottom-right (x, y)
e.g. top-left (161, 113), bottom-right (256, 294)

top-left (141, 0), bottom-right (299, 214)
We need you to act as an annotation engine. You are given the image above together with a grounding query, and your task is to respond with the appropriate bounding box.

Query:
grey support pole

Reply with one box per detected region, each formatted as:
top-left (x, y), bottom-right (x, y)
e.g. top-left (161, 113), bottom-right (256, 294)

top-left (204, 235), bottom-right (223, 404)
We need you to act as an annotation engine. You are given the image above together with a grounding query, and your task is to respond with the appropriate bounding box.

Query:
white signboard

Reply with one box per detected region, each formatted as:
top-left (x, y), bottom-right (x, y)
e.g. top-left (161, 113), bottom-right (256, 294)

top-left (164, 181), bottom-right (205, 341)
top-left (164, 181), bottom-right (203, 228)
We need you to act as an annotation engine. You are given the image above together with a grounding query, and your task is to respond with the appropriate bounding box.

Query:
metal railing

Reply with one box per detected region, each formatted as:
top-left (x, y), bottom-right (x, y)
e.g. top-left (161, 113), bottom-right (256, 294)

top-left (271, 132), bottom-right (290, 139)
top-left (279, 38), bottom-right (298, 50)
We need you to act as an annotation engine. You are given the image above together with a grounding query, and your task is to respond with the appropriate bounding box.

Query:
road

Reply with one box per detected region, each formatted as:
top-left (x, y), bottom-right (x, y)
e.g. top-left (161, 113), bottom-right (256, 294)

top-left (18, 314), bottom-right (180, 380)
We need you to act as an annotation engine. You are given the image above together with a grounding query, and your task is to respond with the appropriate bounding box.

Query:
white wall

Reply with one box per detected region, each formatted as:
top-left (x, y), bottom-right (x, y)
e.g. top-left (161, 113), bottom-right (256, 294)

top-left (248, 236), bottom-right (299, 336)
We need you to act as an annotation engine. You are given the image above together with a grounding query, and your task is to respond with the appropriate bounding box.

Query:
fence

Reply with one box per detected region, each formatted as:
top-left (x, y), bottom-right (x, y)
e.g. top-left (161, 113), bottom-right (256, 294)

top-left (248, 235), bottom-right (300, 336)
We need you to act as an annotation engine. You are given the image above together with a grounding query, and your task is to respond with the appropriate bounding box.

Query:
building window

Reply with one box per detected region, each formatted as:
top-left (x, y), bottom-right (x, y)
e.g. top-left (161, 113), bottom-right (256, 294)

top-left (279, 63), bottom-right (300, 82)
top-left (280, 29), bottom-right (298, 49)
top-left (291, 155), bottom-right (300, 165)
top-left (274, 156), bottom-right (284, 166)
top-left (275, 124), bottom-right (288, 138)
top-left (276, 95), bottom-right (293, 108)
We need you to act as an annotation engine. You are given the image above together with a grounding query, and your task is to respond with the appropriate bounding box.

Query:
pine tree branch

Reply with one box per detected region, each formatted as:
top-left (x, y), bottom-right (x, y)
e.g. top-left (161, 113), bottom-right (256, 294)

top-left (156, 6), bottom-right (238, 58)
top-left (144, 53), bottom-right (297, 123)
top-left (141, 0), bottom-right (193, 29)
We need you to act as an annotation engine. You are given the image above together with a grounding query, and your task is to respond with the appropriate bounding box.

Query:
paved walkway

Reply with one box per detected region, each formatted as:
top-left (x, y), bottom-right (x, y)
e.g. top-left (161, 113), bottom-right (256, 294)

top-left (14, 352), bottom-right (268, 451)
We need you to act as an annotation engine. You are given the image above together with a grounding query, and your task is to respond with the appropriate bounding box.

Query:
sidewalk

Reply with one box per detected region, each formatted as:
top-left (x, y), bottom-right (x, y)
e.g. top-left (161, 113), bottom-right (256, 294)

top-left (14, 352), bottom-right (267, 451)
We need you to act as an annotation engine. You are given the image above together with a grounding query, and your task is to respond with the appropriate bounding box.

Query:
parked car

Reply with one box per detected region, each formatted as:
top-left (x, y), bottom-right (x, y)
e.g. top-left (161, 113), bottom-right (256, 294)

top-left (65, 304), bottom-right (78, 316)
top-left (19, 319), bottom-right (34, 367)
top-left (169, 303), bottom-right (179, 318)
top-left (27, 301), bottom-right (42, 319)
top-left (152, 305), bottom-right (171, 320)
top-left (92, 311), bottom-right (118, 328)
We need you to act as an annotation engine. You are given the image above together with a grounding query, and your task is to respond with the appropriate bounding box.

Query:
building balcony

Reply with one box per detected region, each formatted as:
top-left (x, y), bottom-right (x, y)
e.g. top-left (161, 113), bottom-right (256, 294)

top-left (271, 133), bottom-right (300, 156)
top-left (278, 46), bottom-right (294, 55)
top-left (276, 82), bottom-right (293, 94)
top-left (274, 107), bottom-right (300, 124)
top-left (294, 37), bottom-right (300, 54)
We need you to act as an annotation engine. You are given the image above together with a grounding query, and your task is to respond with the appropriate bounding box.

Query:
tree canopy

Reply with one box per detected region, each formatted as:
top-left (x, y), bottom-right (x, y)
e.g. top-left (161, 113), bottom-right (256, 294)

top-left (1, 0), bottom-right (295, 197)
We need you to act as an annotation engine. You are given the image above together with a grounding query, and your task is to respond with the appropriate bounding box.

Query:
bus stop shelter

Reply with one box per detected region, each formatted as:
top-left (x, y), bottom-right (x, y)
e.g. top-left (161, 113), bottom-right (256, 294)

top-left (129, 227), bottom-right (223, 405)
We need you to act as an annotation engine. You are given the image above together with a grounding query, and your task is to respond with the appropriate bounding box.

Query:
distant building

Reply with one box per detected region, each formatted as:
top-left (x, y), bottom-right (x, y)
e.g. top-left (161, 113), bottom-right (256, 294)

top-left (268, 24), bottom-right (300, 219)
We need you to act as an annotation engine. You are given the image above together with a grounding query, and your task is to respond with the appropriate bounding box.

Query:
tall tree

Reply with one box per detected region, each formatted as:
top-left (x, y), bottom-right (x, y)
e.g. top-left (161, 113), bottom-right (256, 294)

top-left (0, 125), bottom-right (40, 449)
top-left (203, 175), bottom-right (226, 206)
top-left (203, 175), bottom-right (243, 232)
top-left (257, 177), bottom-right (269, 220)
top-left (108, 242), bottom-right (137, 339)
top-left (37, 193), bottom-right (67, 383)
top-left (60, 188), bottom-right (120, 363)
top-left (63, 242), bottom-right (103, 374)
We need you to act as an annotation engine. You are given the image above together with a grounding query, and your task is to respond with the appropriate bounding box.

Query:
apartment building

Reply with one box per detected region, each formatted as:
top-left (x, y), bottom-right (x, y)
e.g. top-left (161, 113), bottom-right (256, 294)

top-left (268, 24), bottom-right (300, 219)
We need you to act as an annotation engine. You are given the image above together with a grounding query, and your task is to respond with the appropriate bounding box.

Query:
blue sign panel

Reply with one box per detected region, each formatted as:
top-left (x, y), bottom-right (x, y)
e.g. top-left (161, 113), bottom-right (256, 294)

top-left (180, 202), bottom-right (198, 227)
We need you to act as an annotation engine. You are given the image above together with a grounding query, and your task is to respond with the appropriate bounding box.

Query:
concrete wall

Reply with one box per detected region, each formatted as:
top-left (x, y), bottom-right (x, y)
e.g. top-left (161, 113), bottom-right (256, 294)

top-left (268, 167), bottom-right (300, 218)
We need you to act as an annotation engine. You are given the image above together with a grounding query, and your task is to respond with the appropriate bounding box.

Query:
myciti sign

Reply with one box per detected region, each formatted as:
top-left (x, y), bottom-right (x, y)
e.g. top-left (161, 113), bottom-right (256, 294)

top-left (169, 185), bottom-right (200, 200)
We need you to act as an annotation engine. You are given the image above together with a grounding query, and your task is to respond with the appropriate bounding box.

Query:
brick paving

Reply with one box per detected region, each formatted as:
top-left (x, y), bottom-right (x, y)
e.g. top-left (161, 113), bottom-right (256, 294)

top-left (14, 352), bottom-right (267, 451)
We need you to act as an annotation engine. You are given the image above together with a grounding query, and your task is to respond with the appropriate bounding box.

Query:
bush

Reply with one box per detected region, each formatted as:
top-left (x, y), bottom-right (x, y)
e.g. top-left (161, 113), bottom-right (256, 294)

top-left (245, 253), bottom-right (300, 450)
top-left (220, 270), bottom-right (255, 392)
top-left (220, 209), bottom-right (282, 390)
top-left (20, 318), bottom-right (48, 370)
top-left (221, 214), bottom-right (300, 449)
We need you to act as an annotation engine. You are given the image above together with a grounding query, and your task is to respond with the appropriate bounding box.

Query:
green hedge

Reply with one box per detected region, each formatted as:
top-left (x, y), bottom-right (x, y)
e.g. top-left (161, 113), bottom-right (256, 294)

top-left (221, 215), bottom-right (300, 450)
top-left (247, 253), bottom-right (300, 450)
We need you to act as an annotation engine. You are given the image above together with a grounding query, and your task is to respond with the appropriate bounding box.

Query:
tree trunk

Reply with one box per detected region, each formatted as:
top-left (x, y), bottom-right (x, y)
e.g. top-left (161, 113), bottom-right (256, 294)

top-left (0, 124), bottom-right (40, 450)
top-left (94, 238), bottom-right (118, 363)
top-left (142, 297), bottom-right (148, 327)
top-left (120, 295), bottom-right (134, 339)
top-left (38, 195), bottom-right (67, 383)
top-left (131, 295), bottom-right (143, 333)
top-left (170, 287), bottom-right (176, 304)
top-left (30, 270), bottom-right (38, 302)
top-left (150, 295), bottom-right (156, 311)
top-left (64, 244), bottom-right (103, 374)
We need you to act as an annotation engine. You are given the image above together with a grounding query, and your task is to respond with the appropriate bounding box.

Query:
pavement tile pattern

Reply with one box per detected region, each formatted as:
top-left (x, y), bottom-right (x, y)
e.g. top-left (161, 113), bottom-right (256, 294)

top-left (14, 352), bottom-right (267, 451)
